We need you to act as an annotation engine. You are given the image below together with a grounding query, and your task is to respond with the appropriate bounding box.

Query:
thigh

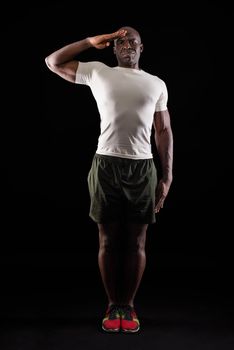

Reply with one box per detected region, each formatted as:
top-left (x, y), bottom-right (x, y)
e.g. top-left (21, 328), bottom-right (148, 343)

top-left (122, 159), bottom-right (157, 224)
top-left (87, 154), bottom-right (122, 223)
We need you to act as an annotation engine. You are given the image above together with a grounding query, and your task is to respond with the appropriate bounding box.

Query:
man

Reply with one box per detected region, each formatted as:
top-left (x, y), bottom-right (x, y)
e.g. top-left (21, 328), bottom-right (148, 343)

top-left (45, 26), bottom-right (173, 333)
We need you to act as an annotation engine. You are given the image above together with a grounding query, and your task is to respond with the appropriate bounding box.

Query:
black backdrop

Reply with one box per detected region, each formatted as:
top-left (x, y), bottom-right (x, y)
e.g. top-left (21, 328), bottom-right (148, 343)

top-left (1, 2), bottom-right (233, 306)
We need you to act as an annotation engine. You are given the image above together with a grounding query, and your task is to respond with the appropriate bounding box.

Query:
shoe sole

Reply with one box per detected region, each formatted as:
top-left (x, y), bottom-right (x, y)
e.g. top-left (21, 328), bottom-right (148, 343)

top-left (121, 327), bottom-right (140, 333)
top-left (102, 326), bottom-right (120, 333)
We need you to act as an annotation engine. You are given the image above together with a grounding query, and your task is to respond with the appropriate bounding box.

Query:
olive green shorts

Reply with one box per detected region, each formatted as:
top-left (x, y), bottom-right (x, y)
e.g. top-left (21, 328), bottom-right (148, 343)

top-left (87, 153), bottom-right (157, 224)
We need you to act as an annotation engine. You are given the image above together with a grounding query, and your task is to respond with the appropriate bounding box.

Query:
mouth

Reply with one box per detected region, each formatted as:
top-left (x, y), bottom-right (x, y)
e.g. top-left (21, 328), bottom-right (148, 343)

top-left (121, 50), bottom-right (136, 57)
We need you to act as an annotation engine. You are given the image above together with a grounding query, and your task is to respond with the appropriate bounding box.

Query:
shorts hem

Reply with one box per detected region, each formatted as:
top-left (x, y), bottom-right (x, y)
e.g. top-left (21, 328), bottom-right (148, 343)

top-left (89, 214), bottom-right (156, 224)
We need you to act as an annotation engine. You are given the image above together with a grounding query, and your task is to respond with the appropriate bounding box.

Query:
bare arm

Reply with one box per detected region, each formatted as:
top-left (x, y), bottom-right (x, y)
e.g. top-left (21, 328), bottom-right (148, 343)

top-left (153, 109), bottom-right (173, 213)
top-left (45, 29), bottom-right (127, 83)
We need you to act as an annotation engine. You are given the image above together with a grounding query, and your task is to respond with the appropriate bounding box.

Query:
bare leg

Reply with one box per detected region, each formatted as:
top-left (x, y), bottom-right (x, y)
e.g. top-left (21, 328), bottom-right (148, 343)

top-left (121, 223), bottom-right (148, 307)
top-left (98, 222), bottom-right (121, 306)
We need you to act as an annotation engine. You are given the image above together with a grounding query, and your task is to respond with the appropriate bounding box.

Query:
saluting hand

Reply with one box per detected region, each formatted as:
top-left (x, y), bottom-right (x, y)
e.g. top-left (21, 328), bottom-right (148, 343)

top-left (88, 29), bottom-right (127, 49)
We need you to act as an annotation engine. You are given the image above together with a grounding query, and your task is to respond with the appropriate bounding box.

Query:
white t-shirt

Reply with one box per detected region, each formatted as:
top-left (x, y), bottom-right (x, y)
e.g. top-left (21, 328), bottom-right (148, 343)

top-left (75, 61), bottom-right (168, 159)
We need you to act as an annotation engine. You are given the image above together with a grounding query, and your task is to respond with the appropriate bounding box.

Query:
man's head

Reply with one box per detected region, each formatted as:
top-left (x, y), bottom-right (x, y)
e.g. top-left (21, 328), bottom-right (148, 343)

top-left (113, 26), bottom-right (143, 69)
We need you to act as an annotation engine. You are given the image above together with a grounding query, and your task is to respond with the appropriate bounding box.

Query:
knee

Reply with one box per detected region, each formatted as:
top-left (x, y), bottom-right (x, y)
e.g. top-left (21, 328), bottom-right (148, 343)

top-left (99, 235), bottom-right (118, 254)
top-left (126, 237), bottom-right (146, 255)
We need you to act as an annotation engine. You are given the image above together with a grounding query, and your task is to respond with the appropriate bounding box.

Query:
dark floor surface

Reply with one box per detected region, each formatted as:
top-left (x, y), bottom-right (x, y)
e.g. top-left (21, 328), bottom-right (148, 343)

top-left (0, 266), bottom-right (233, 350)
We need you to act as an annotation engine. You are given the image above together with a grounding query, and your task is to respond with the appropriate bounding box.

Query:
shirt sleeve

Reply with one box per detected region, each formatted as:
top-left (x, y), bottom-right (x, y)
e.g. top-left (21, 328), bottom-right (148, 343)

top-left (155, 80), bottom-right (168, 111)
top-left (75, 61), bottom-right (104, 86)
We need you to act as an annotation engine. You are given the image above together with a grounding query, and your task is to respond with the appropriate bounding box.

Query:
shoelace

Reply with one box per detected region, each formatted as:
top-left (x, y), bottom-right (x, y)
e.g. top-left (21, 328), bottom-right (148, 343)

top-left (121, 305), bottom-right (134, 320)
top-left (108, 305), bottom-right (120, 319)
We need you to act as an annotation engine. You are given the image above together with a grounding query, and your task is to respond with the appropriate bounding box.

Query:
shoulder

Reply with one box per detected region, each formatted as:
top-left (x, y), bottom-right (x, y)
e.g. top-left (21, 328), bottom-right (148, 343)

top-left (78, 61), bottom-right (110, 72)
top-left (141, 69), bottom-right (167, 87)
top-left (145, 71), bottom-right (166, 85)
top-left (75, 61), bottom-right (111, 84)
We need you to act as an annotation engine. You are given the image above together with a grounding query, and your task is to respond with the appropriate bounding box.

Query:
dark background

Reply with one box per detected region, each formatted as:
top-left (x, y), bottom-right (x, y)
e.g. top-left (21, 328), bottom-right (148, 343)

top-left (1, 0), bottom-right (233, 338)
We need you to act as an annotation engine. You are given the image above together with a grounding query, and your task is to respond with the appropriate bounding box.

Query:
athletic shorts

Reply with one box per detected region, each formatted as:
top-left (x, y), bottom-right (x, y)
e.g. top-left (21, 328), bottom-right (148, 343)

top-left (87, 153), bottom-right (157, 224)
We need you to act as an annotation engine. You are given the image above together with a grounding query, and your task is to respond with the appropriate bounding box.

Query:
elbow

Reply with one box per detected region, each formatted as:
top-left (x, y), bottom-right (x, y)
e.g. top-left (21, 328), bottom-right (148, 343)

top-left (45, 56), bottom-right (51, 69)
top-left (45, 56), bottom-right (52, 70)
top-left (160, 126), bottom-right (173, 137)
top-left (45, 56), bottom-right (57, 72)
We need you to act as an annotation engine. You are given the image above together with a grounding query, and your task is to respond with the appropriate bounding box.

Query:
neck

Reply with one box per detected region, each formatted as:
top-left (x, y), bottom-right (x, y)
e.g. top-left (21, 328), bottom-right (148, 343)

top-left (118, 63), bottom-right (140, 70)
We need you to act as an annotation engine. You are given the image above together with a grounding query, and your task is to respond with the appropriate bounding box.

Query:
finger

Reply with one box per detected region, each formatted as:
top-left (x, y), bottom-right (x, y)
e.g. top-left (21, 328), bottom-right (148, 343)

top-left (154, 202), bottom-right (161, 213)
top-left (108, 29), bottom-right (127, 40)
top-left (114, 29), bottom-right (127, 36)
top-left (154, 205), bottom-right (162, 213)
top-left (154, 205), bottom-right (160, 213)
top-left (154, 198), bottom-right (164, 213)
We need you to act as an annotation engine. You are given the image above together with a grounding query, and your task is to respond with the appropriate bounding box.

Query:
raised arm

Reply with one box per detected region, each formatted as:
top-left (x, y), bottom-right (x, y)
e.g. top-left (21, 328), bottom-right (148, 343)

top-left (45, 29), bottom-right (127, 82)
top-left (153, 109), bottom-right (173, 213)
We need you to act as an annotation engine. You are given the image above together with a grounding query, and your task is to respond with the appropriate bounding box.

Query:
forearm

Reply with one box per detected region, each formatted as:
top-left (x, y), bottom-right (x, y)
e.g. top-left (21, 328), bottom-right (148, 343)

top-left (155, 128), bottom-right (173, 182)
top-left (45, 38), bottom-right (91, 66)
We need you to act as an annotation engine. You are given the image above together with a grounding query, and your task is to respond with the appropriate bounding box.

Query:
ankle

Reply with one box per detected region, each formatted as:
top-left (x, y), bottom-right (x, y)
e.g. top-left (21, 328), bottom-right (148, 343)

top-left (121, 301), bottom-right (134, 308)
top-left (108, 301), bottom-right (118, 308)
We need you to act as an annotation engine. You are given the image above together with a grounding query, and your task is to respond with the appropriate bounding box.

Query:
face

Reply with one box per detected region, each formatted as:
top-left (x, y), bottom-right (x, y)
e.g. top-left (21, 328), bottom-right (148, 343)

top-left (113, 27), bottom-right (143, 68)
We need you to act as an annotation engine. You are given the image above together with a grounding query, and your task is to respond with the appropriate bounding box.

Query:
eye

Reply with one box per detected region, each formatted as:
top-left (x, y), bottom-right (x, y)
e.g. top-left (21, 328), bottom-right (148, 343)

top-left (117, 39), bottom-right (124, 45)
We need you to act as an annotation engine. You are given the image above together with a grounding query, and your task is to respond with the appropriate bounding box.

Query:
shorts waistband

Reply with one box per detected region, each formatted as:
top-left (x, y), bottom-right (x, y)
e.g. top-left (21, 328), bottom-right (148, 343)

top-left (94, 153), bottom-right (153, 163)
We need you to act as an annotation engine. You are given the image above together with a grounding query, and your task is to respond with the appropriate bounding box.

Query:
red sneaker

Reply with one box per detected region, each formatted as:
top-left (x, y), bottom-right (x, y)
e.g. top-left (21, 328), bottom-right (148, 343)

top-left (120, 305), bottom-right (140, 333)
top-left (102, 304), bottom-right (121, 332)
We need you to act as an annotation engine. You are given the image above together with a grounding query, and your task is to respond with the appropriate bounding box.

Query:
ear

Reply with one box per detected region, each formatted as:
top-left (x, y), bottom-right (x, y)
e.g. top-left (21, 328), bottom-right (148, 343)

top-left (140, 44), bottom-right (144, 53)
top-left (113, 46), bottom-right (116, 55)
